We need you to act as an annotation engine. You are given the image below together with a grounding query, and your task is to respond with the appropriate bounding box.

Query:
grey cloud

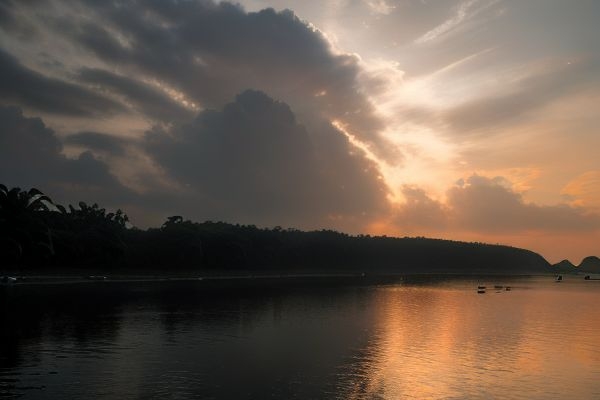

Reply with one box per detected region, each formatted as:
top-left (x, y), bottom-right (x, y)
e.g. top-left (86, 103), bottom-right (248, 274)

top-left (444, 58), bottom-right (600, 134)
top-left (392, 175), bottom-right (600, 234)
top-left (395, 186), bottom-right (448, 231)
top-left (0, 105), bottom-right (133, 207)
top-left (144, 90), bottom-right (390, 229)
top-left (447, 175), bottom-right (600, 232)
top-left (0, 0), bottom-right (38, 39)
top-left (52, 0), bottom-right (393, 158)
top-left (60, 150), bottom-right (119, 187)
top-left (78, 67), bottom-right (194, 122)
top-left (64, 131), bottom-right (127, 156)
top-left (70, 21), bottom-right (131, 63)
top-left (0, 48), bottom-right (125, 116)
top-left (0, 1), bottom-right (16, 28)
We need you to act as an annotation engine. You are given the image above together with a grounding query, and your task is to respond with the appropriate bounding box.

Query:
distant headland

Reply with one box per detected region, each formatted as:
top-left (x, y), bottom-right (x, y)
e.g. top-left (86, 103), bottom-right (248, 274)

top-left (552, 256), bottom-right (600, 274)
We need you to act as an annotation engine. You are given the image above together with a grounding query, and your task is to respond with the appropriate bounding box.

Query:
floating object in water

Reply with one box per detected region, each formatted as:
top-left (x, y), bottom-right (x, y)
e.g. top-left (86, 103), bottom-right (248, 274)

top-left (477, 285), bottom-right (486, 290)
top-left (555, 275), bottom-right (563, 282)
top-left (505, 286), bottom-right (511, 291)
top-left (87, 275), bottom-right (107, 281)
top-left (1, 276), bottom-right (17, 285)
top-left (477, 289), bottom-right (486, 294)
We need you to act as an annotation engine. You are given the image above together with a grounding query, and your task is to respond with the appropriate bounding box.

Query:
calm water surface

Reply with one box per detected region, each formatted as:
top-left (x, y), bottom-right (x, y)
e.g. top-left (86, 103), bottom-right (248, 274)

top-left (2, 276), bottom-right (600, 399)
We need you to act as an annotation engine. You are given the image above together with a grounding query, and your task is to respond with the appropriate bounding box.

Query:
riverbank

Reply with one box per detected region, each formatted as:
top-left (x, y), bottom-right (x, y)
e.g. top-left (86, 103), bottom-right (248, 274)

top-left (1, 270), bottom-right (564, 289)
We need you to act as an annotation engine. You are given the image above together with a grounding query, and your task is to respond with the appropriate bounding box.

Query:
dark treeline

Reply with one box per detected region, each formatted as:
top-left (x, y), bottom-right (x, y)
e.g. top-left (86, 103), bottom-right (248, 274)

top-left (1, 185), bottom-right (551, 274)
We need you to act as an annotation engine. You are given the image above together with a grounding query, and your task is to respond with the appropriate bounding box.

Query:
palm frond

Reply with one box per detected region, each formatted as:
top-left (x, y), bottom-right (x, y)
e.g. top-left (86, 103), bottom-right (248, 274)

top-left (28, 188), bottom-right (44, 197)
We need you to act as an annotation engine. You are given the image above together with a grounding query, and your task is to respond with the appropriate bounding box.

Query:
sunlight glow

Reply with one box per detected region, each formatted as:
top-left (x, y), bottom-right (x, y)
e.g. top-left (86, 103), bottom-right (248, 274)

top-left (144, 78), bottom-right (201, 112)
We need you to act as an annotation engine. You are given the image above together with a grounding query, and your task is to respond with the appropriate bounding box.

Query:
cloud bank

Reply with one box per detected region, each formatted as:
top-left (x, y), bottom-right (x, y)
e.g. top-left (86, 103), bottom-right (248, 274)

top-left (143, 90), bottom-right (389, 229)
top-left (0, 105), bottom-right (131, 206)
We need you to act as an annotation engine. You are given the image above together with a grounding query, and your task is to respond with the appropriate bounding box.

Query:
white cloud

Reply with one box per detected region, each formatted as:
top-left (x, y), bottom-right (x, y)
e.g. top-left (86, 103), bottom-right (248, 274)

top-left (364, 0), bottom-right (396, 15)
top-left (414, 0), bottom-right (501, 45)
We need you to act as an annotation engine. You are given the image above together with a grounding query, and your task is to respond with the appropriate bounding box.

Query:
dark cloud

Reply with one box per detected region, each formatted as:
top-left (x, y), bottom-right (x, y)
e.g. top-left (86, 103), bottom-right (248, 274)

top-left (0, 0), bottom-right (38, 39)
top-left (49, 0), bottom-right (393, 158)
top-left (78, 67), bottom-right (194, 122)
top-left (0, 0), bottom-right (404, 227)
top-left (64, 131), bottom-right (127, 156)
top-left (69, 20), bottom-right (131, 63)
top-left (0, 105), bottom-right (132, 206)
top-left (0, 1), bottom-right (16, 28)
top-left (0, 48), bottom-right (125, 117)
top-left (144, 90), bottom-right (389, 229)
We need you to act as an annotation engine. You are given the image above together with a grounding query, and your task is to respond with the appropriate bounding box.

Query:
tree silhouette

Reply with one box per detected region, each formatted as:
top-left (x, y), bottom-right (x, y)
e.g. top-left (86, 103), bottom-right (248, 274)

top-left (0, 183), bottom-right (554, 275)
top-left (0, 185), bottom-right (55, 267)
top-left (162, 215), bottom-right (183, 229)
top-left (47, 202), bottom-right (130, 267)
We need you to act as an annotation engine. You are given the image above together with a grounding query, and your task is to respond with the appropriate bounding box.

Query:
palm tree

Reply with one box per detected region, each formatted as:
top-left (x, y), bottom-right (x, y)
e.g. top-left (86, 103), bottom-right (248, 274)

top-left (56, 201), bottom-right (130, 266)
top-left (0, 184), bottom-right (55, 266)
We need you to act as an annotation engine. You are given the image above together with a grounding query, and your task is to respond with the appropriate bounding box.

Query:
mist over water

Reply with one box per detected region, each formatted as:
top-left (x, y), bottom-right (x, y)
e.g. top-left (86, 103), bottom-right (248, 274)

top-left (2, 277), bottom-right (600, 399)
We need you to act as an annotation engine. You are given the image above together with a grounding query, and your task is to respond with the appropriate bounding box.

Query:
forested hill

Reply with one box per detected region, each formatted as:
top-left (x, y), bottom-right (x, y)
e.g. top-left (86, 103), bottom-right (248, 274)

top-left (121, 222), bottom-right (550, 274)
top-left (1, 186), bottom-right (551, 274)
top-left (121, 221), bottom-right (551, 274)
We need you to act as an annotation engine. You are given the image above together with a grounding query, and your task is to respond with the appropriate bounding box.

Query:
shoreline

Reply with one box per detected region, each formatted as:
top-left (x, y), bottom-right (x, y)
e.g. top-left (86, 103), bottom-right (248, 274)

top-left (0, 270), bottom-right (561, 287)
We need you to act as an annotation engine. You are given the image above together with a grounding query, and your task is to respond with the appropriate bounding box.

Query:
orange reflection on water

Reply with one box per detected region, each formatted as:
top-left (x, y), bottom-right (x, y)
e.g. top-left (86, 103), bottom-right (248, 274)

top-left (338, 278), bottom-right (600, 399)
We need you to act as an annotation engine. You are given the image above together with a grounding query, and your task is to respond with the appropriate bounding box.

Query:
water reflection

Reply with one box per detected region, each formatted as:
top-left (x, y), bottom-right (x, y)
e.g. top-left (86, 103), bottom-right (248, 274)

top-left (2, 278), bottom-right (600, 399)
top-left (335, 279), bottom-right (600, 399)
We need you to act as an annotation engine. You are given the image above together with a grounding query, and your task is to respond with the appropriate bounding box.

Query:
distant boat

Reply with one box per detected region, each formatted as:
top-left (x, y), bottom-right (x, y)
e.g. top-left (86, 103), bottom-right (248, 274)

top-left (584, 275), bottom-right (600, 280)
top-left (477, 289), bottom-right (486, 294)
top-left (478, 285), bottom-right (486, 290)
top-left (505, 286), bottom-right (511, 291)
top-left (555, 275), bottom-right (563, 282)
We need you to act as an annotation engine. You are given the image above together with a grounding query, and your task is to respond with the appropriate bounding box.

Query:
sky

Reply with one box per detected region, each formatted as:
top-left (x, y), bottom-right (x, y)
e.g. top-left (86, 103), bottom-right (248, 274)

top-left (0, 0), bottom-right (598, 263)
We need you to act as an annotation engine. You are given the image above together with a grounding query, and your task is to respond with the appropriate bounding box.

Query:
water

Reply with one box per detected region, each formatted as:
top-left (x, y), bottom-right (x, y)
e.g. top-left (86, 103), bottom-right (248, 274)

top-left (2, 276), bottom-right (600, 399)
